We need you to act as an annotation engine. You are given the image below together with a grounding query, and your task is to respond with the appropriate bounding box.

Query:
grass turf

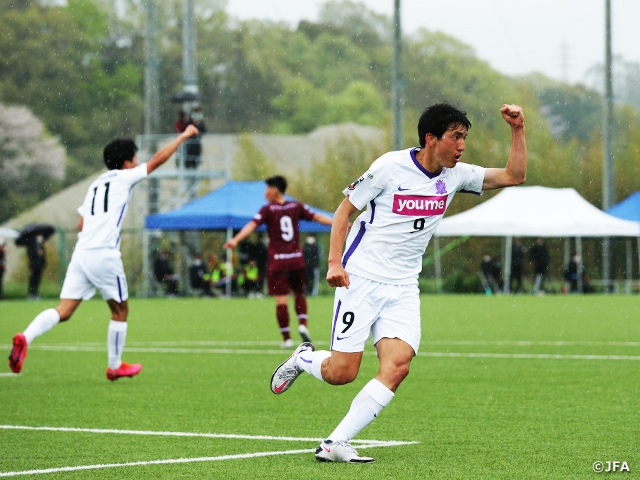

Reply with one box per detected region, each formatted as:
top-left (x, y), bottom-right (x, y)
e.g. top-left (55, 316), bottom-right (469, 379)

top-left (0, 295), bottom-right (639, 478)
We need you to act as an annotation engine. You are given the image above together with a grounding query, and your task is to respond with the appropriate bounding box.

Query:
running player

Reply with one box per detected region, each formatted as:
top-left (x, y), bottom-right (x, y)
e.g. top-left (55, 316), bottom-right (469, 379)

top-left (8, 125), bottom-right (199, 380)
top-left (224, 176), bottom-right (333, 348)
top-left (270, 103), bottom-right (527, 462)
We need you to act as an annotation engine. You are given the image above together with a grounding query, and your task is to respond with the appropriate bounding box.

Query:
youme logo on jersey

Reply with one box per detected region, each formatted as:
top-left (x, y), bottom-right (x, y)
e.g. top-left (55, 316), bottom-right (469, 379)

top-left (392, 195), bottom-right (448, 216)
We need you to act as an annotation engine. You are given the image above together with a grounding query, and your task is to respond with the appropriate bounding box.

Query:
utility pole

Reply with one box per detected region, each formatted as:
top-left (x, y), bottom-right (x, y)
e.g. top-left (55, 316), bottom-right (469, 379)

top-left (602, 0), bottom-right (615, 292)
top-left (145, 0), bottom-right (160, 214)
top-left (183, 0), bottom-right (198, 97)
top-left (391, 0), bottom-right (403, 151)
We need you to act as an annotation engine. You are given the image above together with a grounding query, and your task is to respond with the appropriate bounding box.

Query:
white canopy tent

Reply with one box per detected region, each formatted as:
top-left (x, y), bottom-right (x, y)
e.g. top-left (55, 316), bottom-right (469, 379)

top-left (433, 186), bottom-right (640, 293)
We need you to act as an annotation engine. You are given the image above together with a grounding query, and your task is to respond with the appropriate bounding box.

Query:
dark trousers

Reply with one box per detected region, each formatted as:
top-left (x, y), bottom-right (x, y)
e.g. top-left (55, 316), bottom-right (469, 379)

top-left (510, 266), bottom-right (523, 292)
top-left (29, 265), bottom-right (44, 297)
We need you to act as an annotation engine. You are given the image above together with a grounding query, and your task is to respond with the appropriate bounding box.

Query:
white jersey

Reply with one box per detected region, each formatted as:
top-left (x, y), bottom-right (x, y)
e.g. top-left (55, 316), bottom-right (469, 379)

top-left (342, 147), bottom-right (485, 285)
top-left (75, 164), bottom-right (148, 250)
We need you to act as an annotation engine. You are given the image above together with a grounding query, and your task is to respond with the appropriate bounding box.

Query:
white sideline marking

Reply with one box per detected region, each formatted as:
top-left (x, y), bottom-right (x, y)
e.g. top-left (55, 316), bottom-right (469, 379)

top-left (0, 373), bottom-right (18, 377)
top-left (3, 344), bottom-right (639, 361)
top-left (0, 425), bottom-right (403, 445)
top-left (0, 426), bottom-right (417, 477)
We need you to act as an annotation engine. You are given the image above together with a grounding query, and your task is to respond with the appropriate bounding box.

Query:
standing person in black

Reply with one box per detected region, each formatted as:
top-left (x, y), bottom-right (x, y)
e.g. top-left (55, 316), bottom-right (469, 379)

top-left (530, 238), bottom-right (549, 294)
top-left (303, 236), bottom-right (320, 296)
top-left (153, 250), bottom-right (179, 296)
top-left (27, 235), bottom-right (46, 299)
top-left (0, 237), bottom-right (6, 300)
top-left (254, 233), bottom-right (268, 294)
top-left (510, 237), bottom-right (526, 293)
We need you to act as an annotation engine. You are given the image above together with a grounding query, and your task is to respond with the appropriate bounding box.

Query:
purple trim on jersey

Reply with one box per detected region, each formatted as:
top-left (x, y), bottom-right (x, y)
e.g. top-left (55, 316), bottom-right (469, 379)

top-left (341, 221), bottom-right (366, 267)
top-left (410, 148), bottom-right (441, 179)
top-left (460, 189), bottom-right (482, 196)
top-left (117, 276), bottom-right (123, 302)
top-left (369, 200), bottom-right (376, 223)
top-left (330, 300), bottom-right (342, 350)
top-left (116, 187), bottom-right (134, 227)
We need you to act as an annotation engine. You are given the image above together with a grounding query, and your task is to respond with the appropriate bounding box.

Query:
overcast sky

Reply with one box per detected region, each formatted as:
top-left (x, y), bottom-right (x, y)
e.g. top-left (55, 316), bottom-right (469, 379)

top-left (225, 0), bottom-right (640, 86)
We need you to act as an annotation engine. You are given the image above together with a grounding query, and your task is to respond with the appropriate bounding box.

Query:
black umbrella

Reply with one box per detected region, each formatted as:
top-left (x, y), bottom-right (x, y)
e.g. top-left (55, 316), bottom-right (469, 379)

top-left (15, 223), bottom-right (56, 246)
top-left (170, 90), bottom-right (202, 103)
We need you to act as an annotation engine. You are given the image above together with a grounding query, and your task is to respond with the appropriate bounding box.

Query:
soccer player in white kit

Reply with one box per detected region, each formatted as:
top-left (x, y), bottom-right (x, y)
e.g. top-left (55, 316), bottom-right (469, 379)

top-left (8, 125), bottom-right (199, 380)
top-left (270, 103), bottom-right (527, 462)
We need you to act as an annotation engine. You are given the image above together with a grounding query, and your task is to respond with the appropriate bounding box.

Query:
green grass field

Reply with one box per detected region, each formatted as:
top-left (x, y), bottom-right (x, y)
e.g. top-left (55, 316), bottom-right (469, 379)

top-left (1, 295), bottom-right (639, 478)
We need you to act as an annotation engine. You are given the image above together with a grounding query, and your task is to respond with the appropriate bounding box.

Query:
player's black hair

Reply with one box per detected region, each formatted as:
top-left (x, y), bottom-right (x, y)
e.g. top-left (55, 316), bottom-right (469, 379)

top-left (417, 102), bottom-right (472, 147)
top-left (103, 138), bottom-right (138, 170)
top-left (265, 175), bottom-right (287, 194)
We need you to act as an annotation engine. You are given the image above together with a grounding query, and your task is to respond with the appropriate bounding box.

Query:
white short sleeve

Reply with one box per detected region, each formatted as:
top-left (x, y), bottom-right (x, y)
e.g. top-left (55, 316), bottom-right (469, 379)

top-left (342, 157), bottom-right (391, 210)
top-left (455, 162), bottom-right (485, 195)
top-left (118, 163), bottom-right (148, 187)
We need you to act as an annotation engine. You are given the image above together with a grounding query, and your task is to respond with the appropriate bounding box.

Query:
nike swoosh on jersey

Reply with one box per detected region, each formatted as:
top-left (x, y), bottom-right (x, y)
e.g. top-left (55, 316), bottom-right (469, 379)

top-left (336, 336), bottom-right (350, 340)
top-left (397, 186), bottom-right (410, 191)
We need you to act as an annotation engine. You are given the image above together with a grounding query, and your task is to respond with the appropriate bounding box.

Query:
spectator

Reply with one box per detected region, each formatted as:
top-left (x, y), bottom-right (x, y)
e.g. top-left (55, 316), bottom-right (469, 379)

top-left (563, 255), bottom-right (593, 293)
top-left (153, 250), bottom-right (179, 296)
top-left (254, 233), bottom-right (268, 293)
top-left (480, 253), bottom-right (502, 294)
top-left (242, 259), bottom-right (261, 298)
top-left (185, 108), bottom-right (205, 169)
top-left (510, 237), bottom-right (527, 293)
top-left (189, 255), bottom-right (215, 297)
top-left (175, 110), bottom-right (188, 133)
top-left (303, 236), bottom-right (320, 296)
top-left (0, 237), bottom-right (6, 300)
top-left (530, 238), bottom-right (549, 294)
top-left (27, 234), bottom-right (46, 299)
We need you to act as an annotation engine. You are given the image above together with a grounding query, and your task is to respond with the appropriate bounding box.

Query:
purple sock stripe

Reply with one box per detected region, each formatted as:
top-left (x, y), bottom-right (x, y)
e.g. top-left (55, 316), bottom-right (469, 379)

top-left (115, 332), bottom-right (119, 356)
top-left (341, 221), bottom-right (366, 267)
top-left (330, 300), bottom-right (342, 350)
top-left (299, 357), bottom-right (313, 364)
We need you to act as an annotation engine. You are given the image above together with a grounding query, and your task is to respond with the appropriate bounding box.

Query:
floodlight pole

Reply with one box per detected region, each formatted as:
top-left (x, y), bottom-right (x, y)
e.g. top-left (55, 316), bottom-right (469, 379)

top-left (145, 0), bottom-right (160, 214)
top-left (391, 0), bottom-right (403, 151)
top-left (602, 0), bottom-right (615, 292)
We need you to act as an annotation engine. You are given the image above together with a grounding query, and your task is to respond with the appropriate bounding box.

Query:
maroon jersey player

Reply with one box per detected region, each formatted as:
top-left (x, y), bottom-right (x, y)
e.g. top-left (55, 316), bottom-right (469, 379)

top-left (224, 176), bottom-right (333, 348)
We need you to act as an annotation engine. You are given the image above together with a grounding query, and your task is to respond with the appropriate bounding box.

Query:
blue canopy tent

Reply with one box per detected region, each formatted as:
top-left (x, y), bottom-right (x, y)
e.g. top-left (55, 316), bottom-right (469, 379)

top-left (146, 180), bottom-right (333, 232)
top-left (144, 180), bottom-right (333, 296)
top-left (607, 192), bottom-right (640, 293)
top-left (606, 192), bottom-right (640, 222)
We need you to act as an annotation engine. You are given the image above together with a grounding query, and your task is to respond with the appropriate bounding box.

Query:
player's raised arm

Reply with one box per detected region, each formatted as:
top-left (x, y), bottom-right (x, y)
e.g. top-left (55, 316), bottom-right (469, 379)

top-left (326, 197), bottom-right (359, 289)
top-left (223, 221), bottom-right (258, 249)
top-left (313, 212), bottom-right (333, 226)
top-left (482, 104), bottom-right (527, 191)
top-left (146, 124), bottom-right (199, 174)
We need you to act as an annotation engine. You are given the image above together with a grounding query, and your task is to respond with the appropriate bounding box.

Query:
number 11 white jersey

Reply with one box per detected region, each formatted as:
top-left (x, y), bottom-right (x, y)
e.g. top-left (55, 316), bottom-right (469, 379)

top-left (75, 164), bottom-right (148, 250)
top-left (342, 148), bottom-right (485, 285)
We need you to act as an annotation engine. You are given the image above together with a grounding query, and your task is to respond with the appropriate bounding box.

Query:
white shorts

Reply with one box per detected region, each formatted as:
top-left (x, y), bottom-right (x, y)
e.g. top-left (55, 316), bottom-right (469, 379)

top-left (60, 248), bottom-right (128, 302)
top-left (330, 274), bottom-right (421, 354)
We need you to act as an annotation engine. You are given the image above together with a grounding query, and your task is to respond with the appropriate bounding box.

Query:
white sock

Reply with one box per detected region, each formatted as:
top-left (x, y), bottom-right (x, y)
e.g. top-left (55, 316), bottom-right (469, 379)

top-left (327, 379), bottom-right (395, 443)
top-left (296, 350), bottom-right (331, 382)
top-left (23, 308), bottom-right (60, 345)
top-left (107, 320), bottom-right (128, 370)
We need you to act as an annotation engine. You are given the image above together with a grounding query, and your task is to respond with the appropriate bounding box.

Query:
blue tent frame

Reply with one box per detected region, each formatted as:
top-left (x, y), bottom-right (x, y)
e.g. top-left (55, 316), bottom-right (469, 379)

top-left (146, 180), bottom-right (332, 232)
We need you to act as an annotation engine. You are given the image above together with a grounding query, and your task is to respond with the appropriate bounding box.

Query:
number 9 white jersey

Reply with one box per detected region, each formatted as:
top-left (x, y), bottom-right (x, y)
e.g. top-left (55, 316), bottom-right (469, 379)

top-left (342, 148), bottom-right (485, 285)
top-left (76, 164), bottom-right (148, 250)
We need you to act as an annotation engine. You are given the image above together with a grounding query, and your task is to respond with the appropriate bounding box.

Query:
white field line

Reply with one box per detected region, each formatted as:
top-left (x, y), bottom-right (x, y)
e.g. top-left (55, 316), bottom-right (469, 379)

top-left (2, 344), bottom-right (640, 361)
top-left (0, 373), bottom-right (18, 377)
top-left (4, 339), bottom-right (640, 348)
top-left (0, 426), bottom-right (417, 477)
top-left (0, 425), bottom-right (405, 445)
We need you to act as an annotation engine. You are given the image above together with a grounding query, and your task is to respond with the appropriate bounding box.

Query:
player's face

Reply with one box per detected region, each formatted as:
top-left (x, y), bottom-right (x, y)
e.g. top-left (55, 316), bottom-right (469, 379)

top-left (264, 185), bottom-right (279, 202)
top-left (434, 126), bottom-right (467, 168)
top-left (122, 154), bottom-right (139, 169)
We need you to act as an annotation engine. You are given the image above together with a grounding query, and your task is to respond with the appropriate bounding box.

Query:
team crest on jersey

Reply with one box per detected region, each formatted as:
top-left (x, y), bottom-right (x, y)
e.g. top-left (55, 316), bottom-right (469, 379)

top-left (435, 179), bottom-right (447, 195)
top-left (348, 176), bottom-right (365, 190)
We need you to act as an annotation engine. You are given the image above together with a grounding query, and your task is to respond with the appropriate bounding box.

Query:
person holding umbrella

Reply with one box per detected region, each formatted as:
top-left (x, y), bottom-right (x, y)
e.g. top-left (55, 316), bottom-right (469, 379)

top-left (15, 224), bottom-right (55, 300)
top-left (8, 125), bottom-right (199, 379)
